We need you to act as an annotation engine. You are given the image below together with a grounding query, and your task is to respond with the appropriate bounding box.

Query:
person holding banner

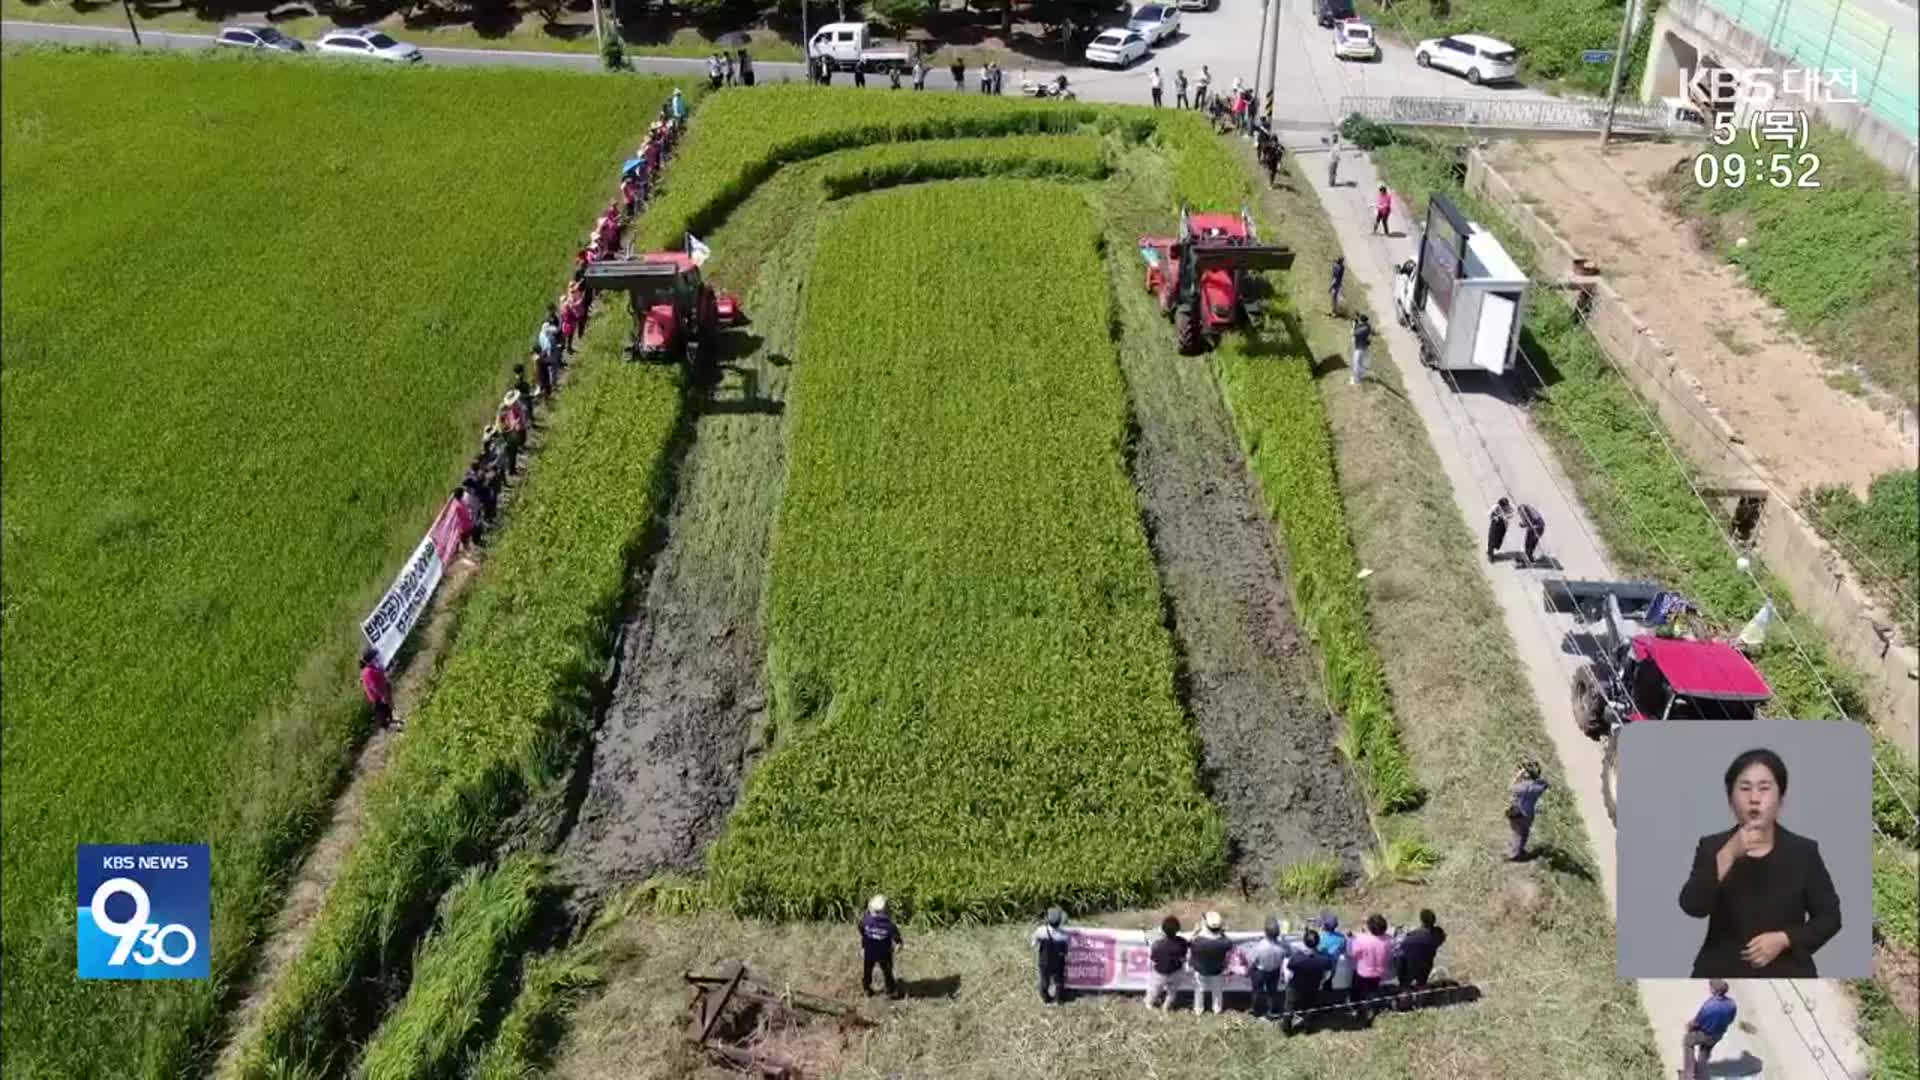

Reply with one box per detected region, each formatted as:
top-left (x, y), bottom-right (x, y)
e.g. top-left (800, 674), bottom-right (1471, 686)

top-left (360, 649), bottom-right (394, 729)
top-left (1246, 918), bottom-right (1289, 1019)
top-left (1282, 929), bottom-right (1334, 1036)
top-left (1145, 915), bottom-right (1189, 1011)
top-left (1031, 907), bottom-right (1071, 1005)
top-left (1189, 911), bottom-right (1233, 1015)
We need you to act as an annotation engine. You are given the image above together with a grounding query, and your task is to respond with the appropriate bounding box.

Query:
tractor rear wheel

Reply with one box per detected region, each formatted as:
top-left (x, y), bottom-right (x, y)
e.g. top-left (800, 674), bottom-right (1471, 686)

top-left (1571, 666), bottom-right (1609, 739)
top-left (1174, 303), bottom-right (1203, 354)
top-left (1601, 728), bottom-right (1621, 826)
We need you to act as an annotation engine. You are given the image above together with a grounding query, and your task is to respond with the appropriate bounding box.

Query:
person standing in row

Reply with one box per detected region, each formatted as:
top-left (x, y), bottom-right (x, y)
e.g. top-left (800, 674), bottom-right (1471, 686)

top-left (1145, 915), bottom-right (1188, 1010)
top-left (1372, 184), bottom-right (1393, 235)
top-left (913, 56), bottom-right (928, 89)
top-left (1245, 918), bottom-right (1289, 1020)
top-left (859, 895), bottom-right (903, 997)
top-left (739, 49), bottom-right (755, 86)
top-left (1348, 914), bottom-right (1392, 1018)
top-left (1486, 497), bottom-right (1513, 561)
top-left (1328, 256), bottom-right (1346, 318)
top-left (1193, 65), bottom-right (1212, 110)
top-left (1394, 907), bottom-right (1446, 997)
top-left (1327, 132), bottom-right (1341, 188)
top-left (1188, 911), bottom-right (1232, 1014)
top-left (1518, 502), bottom-right (1546, 565)
top-left (993, 62), bottom-right (1004, 95)
top-left (360, 649), bottom-right (393, 728)
top-left (707, 53), bottom-right (723, 90)
top-left (1150, 66), bottom-right (1163, 106)
top-left (1507, 760), bottom-right (1550, 861)
top-left (853, 57), bottom-right (867, 88)
top-left (951, 55), bottom-right (966, 89)
top-left (1175, 68), bottom-right (1189, 109)
top-left (889, 64), bottom-right (902, 89)
top-left (1031, 907), bottom-right (1071, 1005)
top-left (1350, 313), bottom-right (1373, 386)
top-left (1282, 928), bottom-right (1334, 1036)
top-left (721, 51), bottom-right (734, 86)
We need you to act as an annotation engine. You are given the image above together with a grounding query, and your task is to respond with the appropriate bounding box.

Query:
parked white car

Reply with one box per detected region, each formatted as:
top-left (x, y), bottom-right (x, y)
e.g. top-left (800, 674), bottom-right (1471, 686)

top-left (1413, 34), bottom-right (1517, 84)
top-left (1084, 29), bottom-right (1150, 67)
top-left (214, 24), bottom-right (304, 52)
top-left (1332, 19), bottom-right (1378, 61)
top-left (1175, 0), bottom-right (1214, 11)
top-left (315, 29), bottom-right (423, 63)
top-left (1125, 4), bottom-right (1181, 44)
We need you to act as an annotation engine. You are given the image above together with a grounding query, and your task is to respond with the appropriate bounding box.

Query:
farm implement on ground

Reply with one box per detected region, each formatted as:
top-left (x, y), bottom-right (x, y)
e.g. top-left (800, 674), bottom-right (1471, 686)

top-left (583, 249), bottom-right (746, 366)
top-left (1140, 205), bottom-right (1295, 354)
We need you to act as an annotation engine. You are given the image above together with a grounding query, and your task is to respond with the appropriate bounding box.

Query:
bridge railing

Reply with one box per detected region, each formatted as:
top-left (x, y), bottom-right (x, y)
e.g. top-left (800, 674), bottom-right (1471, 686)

top-left (1701, 0), bottom-right (1919, 139)
top-left (1338, 95), bottom-right (1680, 133)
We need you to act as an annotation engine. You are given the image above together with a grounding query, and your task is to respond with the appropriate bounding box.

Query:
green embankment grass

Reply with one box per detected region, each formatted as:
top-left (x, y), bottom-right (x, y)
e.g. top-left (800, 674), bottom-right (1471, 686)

top-left (467, 948), bottom-right (603, 1080)
top-left (1662, 127), bottom-right (1920, 411)
top-left (1803, 470), bottom-right (1920, 644)
top-left (242, 329), bottom-right (686, 1076)
top-left (0, 49), bottom-right (678, 1080)
top-left (706, 180), bottom-right (1226, 921)
top-left (817, 134), bottom-right (1108, 199)
top-left (358, 857), bottom-right (546, 1080)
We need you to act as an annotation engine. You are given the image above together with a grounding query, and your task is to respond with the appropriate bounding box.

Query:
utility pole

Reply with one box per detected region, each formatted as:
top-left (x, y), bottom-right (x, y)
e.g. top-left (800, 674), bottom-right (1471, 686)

top-left (120, 0), bottom-right (142, 45)
top-left (1253, 0), bottom-right (1274, 123)
top-left (1597, 0), bottom-right (1636, 145)
top-left (1263, 0), bottom-right (1282, 126)
top-left (591, 0), bottom-right (603, 59)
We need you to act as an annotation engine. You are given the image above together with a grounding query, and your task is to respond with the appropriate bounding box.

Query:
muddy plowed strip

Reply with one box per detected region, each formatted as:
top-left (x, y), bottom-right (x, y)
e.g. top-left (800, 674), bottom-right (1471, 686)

top-left (1106, 218), bottom-right (1372, 883)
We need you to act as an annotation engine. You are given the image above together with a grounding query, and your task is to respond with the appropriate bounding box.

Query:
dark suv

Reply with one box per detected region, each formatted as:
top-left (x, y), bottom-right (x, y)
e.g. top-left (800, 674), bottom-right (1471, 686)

top-left (1315, 0), bottom-right (1356, 27)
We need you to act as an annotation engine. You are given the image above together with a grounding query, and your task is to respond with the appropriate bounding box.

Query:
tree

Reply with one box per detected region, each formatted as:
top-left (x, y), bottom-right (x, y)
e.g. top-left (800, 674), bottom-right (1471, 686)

top-left (872, 0), bottom-right (935, 31)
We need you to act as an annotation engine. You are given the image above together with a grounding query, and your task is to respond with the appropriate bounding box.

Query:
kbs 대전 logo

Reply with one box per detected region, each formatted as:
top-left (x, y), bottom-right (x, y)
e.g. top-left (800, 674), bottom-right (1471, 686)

top-left (76, 844), bottom-right (210, 980)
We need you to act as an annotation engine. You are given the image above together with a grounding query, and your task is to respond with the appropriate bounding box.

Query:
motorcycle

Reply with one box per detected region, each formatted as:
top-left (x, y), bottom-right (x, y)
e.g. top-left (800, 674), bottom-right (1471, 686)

top-left (1020, 74), bottom-right (1076, 100)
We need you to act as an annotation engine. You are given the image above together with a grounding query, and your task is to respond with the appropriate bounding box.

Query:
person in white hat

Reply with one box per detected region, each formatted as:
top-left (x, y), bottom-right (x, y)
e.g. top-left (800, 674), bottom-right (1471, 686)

top-left (1188, 911), bottom-right (1233, 1014)
top-left (1030, 907), bottom-right (1071, 1005)
top-left (859, 894), bottom-right (903, 997)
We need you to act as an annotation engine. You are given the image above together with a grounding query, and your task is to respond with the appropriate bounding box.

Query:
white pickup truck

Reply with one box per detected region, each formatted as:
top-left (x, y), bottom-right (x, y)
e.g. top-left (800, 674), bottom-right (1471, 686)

top-left (808, 21), bottom-right (918, 72)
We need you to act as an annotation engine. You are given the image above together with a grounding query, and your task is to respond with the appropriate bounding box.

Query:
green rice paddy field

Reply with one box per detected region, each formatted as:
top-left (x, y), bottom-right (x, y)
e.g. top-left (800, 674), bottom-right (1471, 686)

top-left (0, 50), bottom-right (677, 1078)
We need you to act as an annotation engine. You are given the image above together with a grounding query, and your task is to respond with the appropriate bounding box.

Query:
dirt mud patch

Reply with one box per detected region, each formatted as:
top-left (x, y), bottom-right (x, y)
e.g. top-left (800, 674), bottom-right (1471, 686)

top-left (1487, 139), bottom-right (1914, 498)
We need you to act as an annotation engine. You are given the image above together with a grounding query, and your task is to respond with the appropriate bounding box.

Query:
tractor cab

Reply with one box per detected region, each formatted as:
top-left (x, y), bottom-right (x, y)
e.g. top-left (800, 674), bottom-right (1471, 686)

top-left (1140, 205), bottom-right (1295, 354)
top-left (1616, 635), bottom-right (1770, 723)
top-left (1547, 575), bottom-right (1774, 823)
top-left (1547, 575), bottom-right (1771, 739)
top-left (583, 251), bottom-right (745, 365)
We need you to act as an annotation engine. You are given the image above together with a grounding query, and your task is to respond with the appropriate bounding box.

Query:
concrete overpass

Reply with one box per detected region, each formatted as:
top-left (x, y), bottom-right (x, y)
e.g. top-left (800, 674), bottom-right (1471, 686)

top-left (1641, 0), bottom-right (1919, 183)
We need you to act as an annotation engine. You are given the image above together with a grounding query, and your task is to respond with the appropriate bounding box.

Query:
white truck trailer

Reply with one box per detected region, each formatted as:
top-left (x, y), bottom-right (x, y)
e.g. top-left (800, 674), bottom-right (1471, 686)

top-left (1391, 192), bottom-right (1530, 376)
top-left (807, 21), bottom-right (917, 72)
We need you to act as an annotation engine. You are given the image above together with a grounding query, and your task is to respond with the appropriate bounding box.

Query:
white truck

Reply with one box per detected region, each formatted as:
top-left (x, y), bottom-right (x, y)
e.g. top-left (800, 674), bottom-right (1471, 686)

top-left (807, 21), bottom-right (918, 72)
top-left (1391, 191), bottom-right (1530, 376)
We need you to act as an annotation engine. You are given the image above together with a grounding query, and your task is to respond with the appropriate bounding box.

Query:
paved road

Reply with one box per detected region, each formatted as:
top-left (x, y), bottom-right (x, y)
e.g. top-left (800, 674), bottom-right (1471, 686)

top-left (1305, 137), bottom-right (1872, 1080)
top-left (5, 1), bottom-right (1558, 125)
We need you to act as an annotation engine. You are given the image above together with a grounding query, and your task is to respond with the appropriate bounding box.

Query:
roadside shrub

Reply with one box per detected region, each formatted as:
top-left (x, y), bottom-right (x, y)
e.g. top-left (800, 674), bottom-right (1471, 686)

top-left (1275, 855), bottom-right (1345, 902)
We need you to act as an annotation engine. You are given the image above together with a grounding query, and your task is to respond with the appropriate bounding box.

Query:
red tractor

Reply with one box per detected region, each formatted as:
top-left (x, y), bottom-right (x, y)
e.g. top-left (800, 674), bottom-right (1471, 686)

top-left (582, 252), bottom-right (746, 366)
top-left (1546, 577), bottom-right (1772, 823)
top-left (1139, 205), bottom-right (1296, 354)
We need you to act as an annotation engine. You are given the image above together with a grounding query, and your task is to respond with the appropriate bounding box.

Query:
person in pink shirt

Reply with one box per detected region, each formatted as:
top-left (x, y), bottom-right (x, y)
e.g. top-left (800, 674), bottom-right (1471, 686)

top-left (1347, 913), bottom-right (1392, 1018)
top-left (1372, 185), bottom-right (1393, 236)
top-left (360, 649), bottom-right (393, 728)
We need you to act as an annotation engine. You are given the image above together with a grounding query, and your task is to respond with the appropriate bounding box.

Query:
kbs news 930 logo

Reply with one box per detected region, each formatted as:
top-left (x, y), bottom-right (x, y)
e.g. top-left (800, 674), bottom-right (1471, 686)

top-left (76, 844), bottom-right (210, 980)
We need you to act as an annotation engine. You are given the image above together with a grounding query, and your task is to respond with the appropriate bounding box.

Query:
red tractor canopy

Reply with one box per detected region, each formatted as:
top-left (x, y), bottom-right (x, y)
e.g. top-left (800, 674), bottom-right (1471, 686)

top-left (1140, 205), bottom-right (1295, 354)
top-left (583, 252), bottom-right (746, 365)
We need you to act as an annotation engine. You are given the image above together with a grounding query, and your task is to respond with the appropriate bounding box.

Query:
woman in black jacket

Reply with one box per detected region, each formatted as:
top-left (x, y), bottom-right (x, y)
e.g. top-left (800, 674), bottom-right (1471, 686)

top-left (1678, 748), bottom-right (1841, 978)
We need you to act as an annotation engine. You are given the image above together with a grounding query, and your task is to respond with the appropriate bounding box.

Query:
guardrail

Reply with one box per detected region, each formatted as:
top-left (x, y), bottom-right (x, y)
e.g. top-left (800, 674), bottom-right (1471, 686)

top-left (1338, 95), bottom-right (1684, 134)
